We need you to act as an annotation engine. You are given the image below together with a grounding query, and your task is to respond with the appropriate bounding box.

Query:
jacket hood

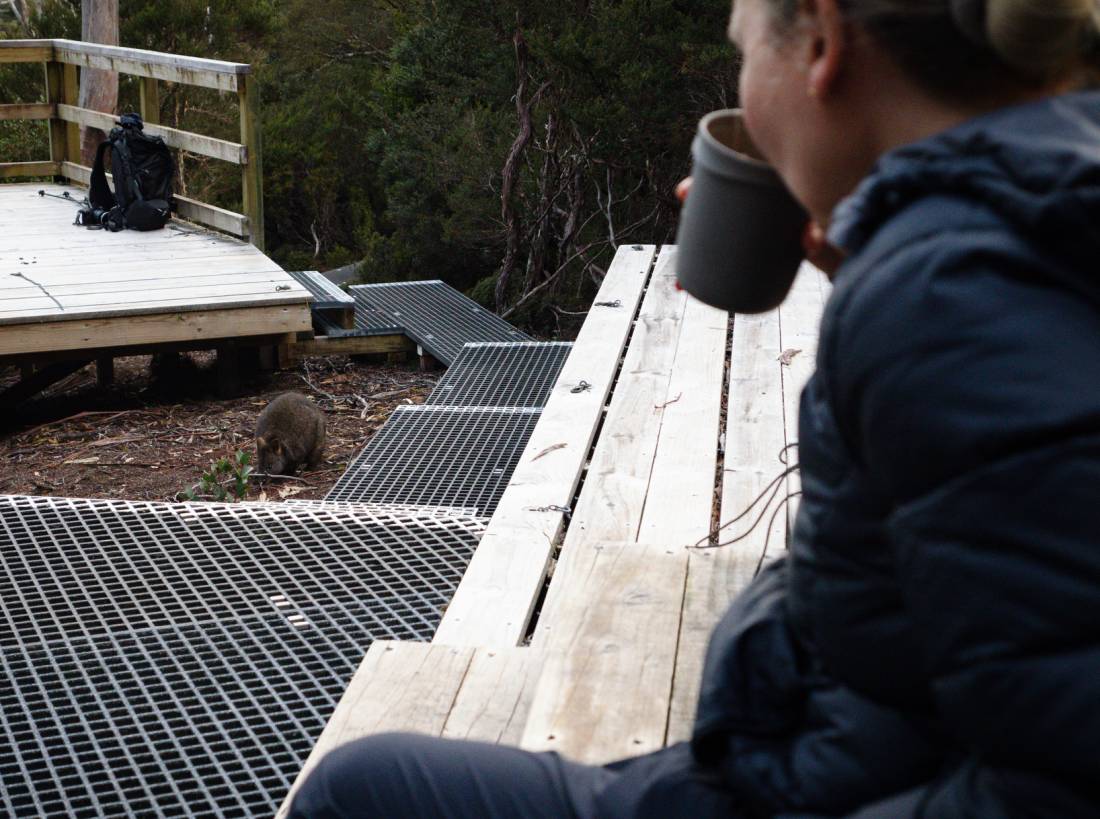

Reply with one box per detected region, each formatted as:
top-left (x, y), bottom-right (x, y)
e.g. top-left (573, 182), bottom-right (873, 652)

top-left (829, 90), bottom-right (1100, 298)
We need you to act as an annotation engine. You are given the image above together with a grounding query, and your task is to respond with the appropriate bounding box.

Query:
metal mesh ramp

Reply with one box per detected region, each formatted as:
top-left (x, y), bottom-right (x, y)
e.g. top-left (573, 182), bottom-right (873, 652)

top-left (285, 270), bottom-right (354, 311)
top-left (425, 342), bottom-right (572, 408)
top-left (0, 495), bottom-right (485, 818)
top-left (325, 406), bottom-right (541, 514)
top-left (351, 281), bottom-right (531, 364)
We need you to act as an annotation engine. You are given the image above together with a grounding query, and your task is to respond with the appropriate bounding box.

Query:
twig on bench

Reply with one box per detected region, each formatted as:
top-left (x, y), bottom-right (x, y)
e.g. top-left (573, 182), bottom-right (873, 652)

top-left (531, 443), bottom-right (567, 462)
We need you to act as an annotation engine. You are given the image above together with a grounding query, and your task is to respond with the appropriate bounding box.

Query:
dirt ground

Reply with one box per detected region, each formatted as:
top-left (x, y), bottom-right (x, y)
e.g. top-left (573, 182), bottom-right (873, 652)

top-left (0, 353), bottom-right (438, 503)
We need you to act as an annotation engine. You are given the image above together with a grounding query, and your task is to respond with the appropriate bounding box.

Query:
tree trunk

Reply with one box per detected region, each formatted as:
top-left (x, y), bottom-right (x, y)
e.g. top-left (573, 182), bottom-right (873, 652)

top-left (10, 0), bottom-right (31, 27)
top-left (495, 24), bottom-right (548, 311)
top-left (78, 0), bottom-right (119, 165)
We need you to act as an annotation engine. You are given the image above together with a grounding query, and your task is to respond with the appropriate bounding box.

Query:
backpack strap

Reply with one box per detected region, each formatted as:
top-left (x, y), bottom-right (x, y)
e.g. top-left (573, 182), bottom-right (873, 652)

top-left (88, 139), bottom-right (116, 211)
top-left (112, 133), bottom-right (144, 204)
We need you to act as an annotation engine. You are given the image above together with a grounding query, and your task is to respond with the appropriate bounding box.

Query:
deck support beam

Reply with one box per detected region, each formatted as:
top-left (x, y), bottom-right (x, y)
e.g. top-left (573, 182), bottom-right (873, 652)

top-left (95, 355), bottom-right (114, 387)
top-left (0, 359), bottom-right (90, 408)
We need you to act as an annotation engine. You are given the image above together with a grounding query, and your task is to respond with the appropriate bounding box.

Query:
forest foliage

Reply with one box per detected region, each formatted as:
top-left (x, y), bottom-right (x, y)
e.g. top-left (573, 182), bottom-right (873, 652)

top-left (1, 0), bottom-right (738, 336)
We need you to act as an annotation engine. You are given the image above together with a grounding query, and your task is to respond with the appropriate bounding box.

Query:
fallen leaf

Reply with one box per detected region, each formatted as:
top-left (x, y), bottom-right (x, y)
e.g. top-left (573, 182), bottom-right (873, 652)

top-left (64, 456), bottom-right (100, 465)
top-left (778, 348), bottom-right (802, 366)
top-left (278, 485), bottom-right (304, 499)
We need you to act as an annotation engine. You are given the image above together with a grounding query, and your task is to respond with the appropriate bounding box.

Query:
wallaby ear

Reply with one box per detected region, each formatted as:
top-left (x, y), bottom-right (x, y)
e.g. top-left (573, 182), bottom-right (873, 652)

top-left (257, 435), bottom-right (268, 448)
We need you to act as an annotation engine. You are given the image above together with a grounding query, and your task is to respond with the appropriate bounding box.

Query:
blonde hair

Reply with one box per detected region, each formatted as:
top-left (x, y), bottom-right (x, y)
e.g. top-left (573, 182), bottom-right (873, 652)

top-left (763, 0), bottom-right (1100, 98)
top-left (969, 0), bottom-right (1100, 81)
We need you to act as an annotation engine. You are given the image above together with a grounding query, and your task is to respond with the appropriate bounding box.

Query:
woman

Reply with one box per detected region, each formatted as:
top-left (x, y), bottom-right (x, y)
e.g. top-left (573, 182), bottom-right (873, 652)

top-left (290, 1), bottom-right (1100, 816)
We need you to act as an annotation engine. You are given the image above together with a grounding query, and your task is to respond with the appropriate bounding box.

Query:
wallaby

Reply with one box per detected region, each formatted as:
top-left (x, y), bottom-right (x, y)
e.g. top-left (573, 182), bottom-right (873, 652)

top-left (255, 392), bottom-right (326, 475)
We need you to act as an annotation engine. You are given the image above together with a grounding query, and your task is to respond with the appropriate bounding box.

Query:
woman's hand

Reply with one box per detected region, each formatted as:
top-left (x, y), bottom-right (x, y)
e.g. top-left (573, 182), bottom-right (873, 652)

top-left (801, 221), bottom-right (845, 279)
top-left (676, 176), bottom-right (693, 204)
top-left (676, 176), bottom-right (845, 278)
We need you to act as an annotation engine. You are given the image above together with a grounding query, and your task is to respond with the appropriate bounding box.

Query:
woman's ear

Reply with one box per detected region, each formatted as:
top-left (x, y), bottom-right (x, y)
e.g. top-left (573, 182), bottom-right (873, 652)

top-left (804, 0), bottom-right (847, 99)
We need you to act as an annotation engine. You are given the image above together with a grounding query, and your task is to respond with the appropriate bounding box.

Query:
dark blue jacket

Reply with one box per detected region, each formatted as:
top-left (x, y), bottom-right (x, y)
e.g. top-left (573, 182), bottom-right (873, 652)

top-left (693, 91), bottom-right (1100, 817)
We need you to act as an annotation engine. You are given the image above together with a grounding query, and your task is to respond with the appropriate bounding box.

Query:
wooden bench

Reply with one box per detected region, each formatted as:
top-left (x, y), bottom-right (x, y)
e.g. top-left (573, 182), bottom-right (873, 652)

top-left (277, 245), bottom-right (828, 815)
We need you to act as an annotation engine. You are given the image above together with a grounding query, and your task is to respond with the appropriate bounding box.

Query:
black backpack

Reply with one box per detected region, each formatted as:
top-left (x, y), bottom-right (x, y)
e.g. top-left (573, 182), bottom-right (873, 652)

top-left (84, 112), bottom-right (175, 232)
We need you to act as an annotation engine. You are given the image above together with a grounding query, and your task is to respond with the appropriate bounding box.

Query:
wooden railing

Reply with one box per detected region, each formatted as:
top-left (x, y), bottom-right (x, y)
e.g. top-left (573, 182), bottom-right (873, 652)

top-left (0, 38), bottom-right (264, 249)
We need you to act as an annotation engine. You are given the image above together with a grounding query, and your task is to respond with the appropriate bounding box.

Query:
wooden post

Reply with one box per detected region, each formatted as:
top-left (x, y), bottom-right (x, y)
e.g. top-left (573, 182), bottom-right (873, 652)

top-left (257, 345), bottom-right (276, 372)
top-left (62, 64), bottom-right (80, 166)
top-left (216, 342), bottom-right (240, 398)
top-left (238, 74), bottom-right (264, 251)
top-left (43, 61), bottom-right (67, 176)
top-left (138, 77), bottom-right (159, 125)
top-left (96, 355), bottom-right (114, 387)
top-left (276, 332), bottom-right (296, 370)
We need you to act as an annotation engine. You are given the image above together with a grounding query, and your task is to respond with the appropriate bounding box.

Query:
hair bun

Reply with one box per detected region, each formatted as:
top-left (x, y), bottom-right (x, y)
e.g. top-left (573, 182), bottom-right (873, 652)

top-left (952, 0), bottom-right (1099, 80)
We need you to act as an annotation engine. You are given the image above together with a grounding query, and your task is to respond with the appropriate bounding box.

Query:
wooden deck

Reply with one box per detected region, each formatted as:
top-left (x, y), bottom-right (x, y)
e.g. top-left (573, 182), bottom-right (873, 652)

top-left (277, 244), bottom-right (829, 815)
top-left (0, 182), bottom-right (311, 361)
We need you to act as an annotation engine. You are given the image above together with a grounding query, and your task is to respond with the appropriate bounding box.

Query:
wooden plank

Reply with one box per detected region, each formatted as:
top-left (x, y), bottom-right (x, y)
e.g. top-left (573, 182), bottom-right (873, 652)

top-left (0, 269), bottom-right (292, 293)
top-left (62, 64), bottom-right (80, 161)
top-left (0, 332), bottom-right (290, 368)
top-left (238, 74), bottom-right (264, 248)
top-left (777, 263), bottom-right (827, 536)
top-left (0, 283), bottom-right (311, 316)
top-left (0, 293), bottom-right (311, 325)
top-left (47, 39), bottom-right (248, 92)
top-left (275, 641), bottom-right (474, 819)
top-left (442, 647), bottom-right (542, 746)
top-left (433, 244), bottom-right (656, 647)
top-left (0, 256), bottom-right (280, 281)
top-left (0, 103), bottom-right (55, 120)
top-left (58, 159), bottom-right (96, 187)
top-left (530, 247), bottom-right (688, 650)
top-left (1, 238), bottom-right (273, 263)
top-left (56, 104), bottom-right (245, 164)
top-left (60, 162), bottom-right (249, 236)
top-left (0, 161), bottom-right (61, 179)
top-left (288, 335), bottom-right (417, 359)
top-left (43, 61), bottom-right (67, 167)
top-left (0, 303), bottom-right (312, 356)
top-left (0, 234), bottom-right (261, 257)
top-left (0, 43), bottom-right (53, 62)
top-left (667, 307), bottom-right (787, 744)
top-left (0, 223), bottom-right (240, 245)
top-left (175, 194), bottom-right (248, 237)
top-left (520, 540), bottom-right (689, 764)
top-left (138, 77), bottom-right (160, 125)
top-left (555, 246), bottom-right (686, 544)
top-left (636, 276), bottom-right (728, 546)
top-left (0, 230), bottom-right (261, 256)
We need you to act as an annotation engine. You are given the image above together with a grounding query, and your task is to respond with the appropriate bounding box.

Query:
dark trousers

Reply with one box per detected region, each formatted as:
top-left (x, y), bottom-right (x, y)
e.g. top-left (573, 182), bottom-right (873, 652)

top-left (287, 733), bottom-right (741, 819)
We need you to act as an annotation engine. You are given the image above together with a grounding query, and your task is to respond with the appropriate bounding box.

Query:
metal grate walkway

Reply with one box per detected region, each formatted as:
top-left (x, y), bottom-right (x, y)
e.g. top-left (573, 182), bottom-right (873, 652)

top-left (425, 342), bottom-right (572, 408)
top-left (285, 270), bottom-right (354, 311)
top-left (325, 406), bottom-right (541, 514)
top-left (351, 281), bottom-right (531, 364)
top-left (0, 495), bottom-right (485, 818)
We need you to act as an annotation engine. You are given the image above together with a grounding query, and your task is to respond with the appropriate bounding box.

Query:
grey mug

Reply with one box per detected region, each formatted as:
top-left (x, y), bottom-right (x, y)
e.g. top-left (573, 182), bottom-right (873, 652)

top-left (675, 109), bottom-right (807, 313)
